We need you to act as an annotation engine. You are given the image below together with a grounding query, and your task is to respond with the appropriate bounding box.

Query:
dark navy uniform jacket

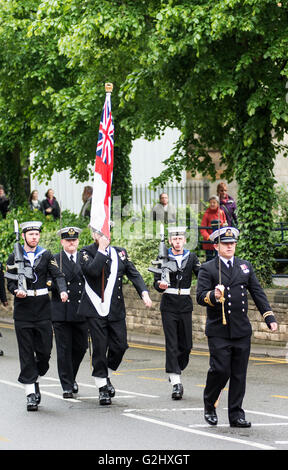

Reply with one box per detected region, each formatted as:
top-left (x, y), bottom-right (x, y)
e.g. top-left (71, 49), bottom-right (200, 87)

top-left (196, 256), bottom-right (276, 338)
top-left (6, 247), bottom-right (66, 322)
top-left (154, 251), bottom-right (201, 313)
top-left (0, 262), bottom-right (7, 304)
top-left (50, 251), bottom-right (86, 322)
top-left (78, 243), bottom-right (148, 321)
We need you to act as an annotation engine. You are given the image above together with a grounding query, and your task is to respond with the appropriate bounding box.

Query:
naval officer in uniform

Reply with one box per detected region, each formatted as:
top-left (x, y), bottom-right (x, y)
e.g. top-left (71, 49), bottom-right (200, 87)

top-left (196, 227), bottom-right (277, 427)
top-left (6, 221), bottom-right (68, 411)
top-left (51, 227), bottom-right (88, 398)
top-left (153, 226), bottom-right (201, 400)
top-left (79, 228), bottom-right (152, 406)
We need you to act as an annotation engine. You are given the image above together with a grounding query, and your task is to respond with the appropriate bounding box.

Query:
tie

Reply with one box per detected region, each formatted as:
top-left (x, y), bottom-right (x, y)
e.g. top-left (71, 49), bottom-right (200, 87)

top-left (227, 260), bottom-right (233, 272)
top-left (70, 255), bottom-right (75, 263)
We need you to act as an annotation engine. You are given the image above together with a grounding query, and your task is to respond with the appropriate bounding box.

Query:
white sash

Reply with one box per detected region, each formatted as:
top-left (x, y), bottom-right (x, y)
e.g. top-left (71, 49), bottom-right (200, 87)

top-left (84, 247), bottom-right (118, 317)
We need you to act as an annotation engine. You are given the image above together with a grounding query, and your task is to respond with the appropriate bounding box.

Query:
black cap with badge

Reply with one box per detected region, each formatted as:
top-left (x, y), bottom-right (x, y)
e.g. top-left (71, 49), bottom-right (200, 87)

top-left (56, 227), bottom-right (82, 239)
top-left (209, 227), bottom-right (239, 244)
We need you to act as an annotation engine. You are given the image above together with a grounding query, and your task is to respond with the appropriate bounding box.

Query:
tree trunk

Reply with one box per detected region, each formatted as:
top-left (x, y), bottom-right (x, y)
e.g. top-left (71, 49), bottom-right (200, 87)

top-left (0, 146), bottom-right (27, 207)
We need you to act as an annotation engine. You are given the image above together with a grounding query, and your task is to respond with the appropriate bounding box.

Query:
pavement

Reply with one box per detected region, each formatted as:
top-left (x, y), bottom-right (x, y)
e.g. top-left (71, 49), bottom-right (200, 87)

top-left (127, 331), bottom-right (288, 359)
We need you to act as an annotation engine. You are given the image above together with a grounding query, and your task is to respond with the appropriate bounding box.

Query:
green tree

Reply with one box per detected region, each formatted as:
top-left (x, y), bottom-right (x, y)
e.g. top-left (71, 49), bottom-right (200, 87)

top-left (37, 0), bottom-right (287, 282)
top-left (0, 0), bottom-right (39, 204)
top-left (1, 0), bottom-right (288, 284)
top-left (0, 0), bottom-right (135, 207)
top-left (119, 0), bottom-right (288, 284)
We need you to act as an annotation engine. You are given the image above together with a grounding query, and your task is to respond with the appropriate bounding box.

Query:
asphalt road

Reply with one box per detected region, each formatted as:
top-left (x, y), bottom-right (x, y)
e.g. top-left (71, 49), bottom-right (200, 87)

top-left (1, 321), bottom-right (288, 455)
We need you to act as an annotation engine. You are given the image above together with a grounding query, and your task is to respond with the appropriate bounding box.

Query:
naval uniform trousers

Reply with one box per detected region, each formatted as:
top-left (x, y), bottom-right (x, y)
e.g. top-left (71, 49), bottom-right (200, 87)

top-left (204, 335), bottom-right (251, 422)
top-left (161, 310), bottom-right (192, 375)
top-left (53, 321), bottom-right (88, 391)
top-left (15, 320), bottom-right (53, 384)
top-left (88, 316), bottom-right (129, 378)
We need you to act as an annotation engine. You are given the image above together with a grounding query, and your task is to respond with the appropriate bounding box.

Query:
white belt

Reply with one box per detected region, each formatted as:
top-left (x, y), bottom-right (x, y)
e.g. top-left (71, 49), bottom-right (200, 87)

top-left (26, 288), bottom-right (49, 297)
top-left (165, 288), bottom-right (191, 295)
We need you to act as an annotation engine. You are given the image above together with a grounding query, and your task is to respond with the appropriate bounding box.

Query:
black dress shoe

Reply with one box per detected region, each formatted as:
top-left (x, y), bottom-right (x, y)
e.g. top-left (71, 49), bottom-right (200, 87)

top-left (72, 382), bottom-right (78, 394)
top-left (63, 391), bottom-right (74, 399)
top-left (230, 418), bottom-right (251, 428)
top-left (0, 350), bottom-right (3, 356)
top-left (99, 385), bottom-right (112, 406)
top-left (171, 383), bottom-right (183, 400)
top-left (27, 393), bottom-right (38, 411)
top-left (35, 382), bottom-right (41, 404)
top-left (204, 407), bottom-right (218, 426)
top-left (107, 378), bottom-right (115, 397)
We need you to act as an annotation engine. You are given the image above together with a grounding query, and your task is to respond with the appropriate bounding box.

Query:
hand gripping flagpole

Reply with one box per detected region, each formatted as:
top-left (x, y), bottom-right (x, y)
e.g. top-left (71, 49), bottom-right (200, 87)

top-left (101, 83), bottom-right (113, 302)
top-left (216, 207), bottom-right (226, 326)
top-left (214, 208), bottom-right (226, 409)
top-left (59, 201), bottom-right (63, 272)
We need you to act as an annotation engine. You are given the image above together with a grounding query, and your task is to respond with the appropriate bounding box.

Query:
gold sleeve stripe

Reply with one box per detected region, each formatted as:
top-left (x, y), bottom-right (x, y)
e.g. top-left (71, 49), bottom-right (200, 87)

top-left (263, 311), bottom-right (274, 320)
top-left (204, 291), bottom-right (214, 307)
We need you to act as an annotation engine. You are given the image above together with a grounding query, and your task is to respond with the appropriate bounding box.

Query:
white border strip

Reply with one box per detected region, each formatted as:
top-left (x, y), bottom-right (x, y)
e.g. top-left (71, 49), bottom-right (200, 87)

top-left (123, 412), bottom-right (276, 450)
top-left (42, 377), bottom-right (160, 398)
top-left (0, 379), bottom-right (78, 402)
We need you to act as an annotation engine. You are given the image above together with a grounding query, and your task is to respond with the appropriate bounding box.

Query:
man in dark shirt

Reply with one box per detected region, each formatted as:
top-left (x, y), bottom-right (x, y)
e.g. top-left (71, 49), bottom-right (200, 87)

top-left (51, 227), bottom-right (88, 398)
top-left (197, 227), bottom-right (277, 427)
top-left (153, 226), bottom-right (201, 400)
top-left (79, 229), bottom-right (152, 406)
top-left (6, 221), bottom-right (68, 411)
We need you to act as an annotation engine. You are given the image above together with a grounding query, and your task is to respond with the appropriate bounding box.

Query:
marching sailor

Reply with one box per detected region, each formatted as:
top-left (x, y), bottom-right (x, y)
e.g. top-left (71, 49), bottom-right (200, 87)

top-left (51, 227), bottom-right (88, 398)
top-left (196, 227), bottom-right (278, 427)
top-left (6, 221), bottom-right (68, 411)
top-left (153, 226), bottom-right (201, 400)
top-left (78, 228), bottom-right (152, 406)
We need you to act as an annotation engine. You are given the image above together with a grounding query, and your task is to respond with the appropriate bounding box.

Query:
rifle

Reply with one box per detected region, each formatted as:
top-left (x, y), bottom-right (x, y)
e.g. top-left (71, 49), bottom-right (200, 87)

top-left (148, 224), bottom-right (178, 286)
top-left (5, 220), bottom-right (35, 293)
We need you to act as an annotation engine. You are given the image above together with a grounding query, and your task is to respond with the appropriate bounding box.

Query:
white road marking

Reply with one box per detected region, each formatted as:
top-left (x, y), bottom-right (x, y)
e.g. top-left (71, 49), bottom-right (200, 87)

top-left (123, 412), bottom-right (276, 450)
top-left (43, 377), bottom-right (160, 398)
top-left (115, 389), bottom-right (159, 398)
top-left (40, 391), bottom-right (79, 402)
top-left (0, 378), bottom-right (285, 449)
top-left (189, 422), bottom-right (288, 428)
top-left (124, 407), bottom-right (203, 413)
top-left (37, 384), bottom-right (60, 388)
top-left (79, 396), bottom-right (134, 400)
top-left (226, 408), bottom-right (288, 420)
top-left (41, 377), bottom-right (59, 381)
top-left (0, 379), bottom-right (79, 402)
top-left (0, 379), bottom-right (23, 389)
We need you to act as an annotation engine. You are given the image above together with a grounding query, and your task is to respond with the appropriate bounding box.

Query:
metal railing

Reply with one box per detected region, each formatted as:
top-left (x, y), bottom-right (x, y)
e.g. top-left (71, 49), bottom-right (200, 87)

top-left (197, 223), bottom-right (288, 278)
top-left (132, 180), bottom-right (210, 210)
top-left (271, 222), bottom-right (288, 278)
